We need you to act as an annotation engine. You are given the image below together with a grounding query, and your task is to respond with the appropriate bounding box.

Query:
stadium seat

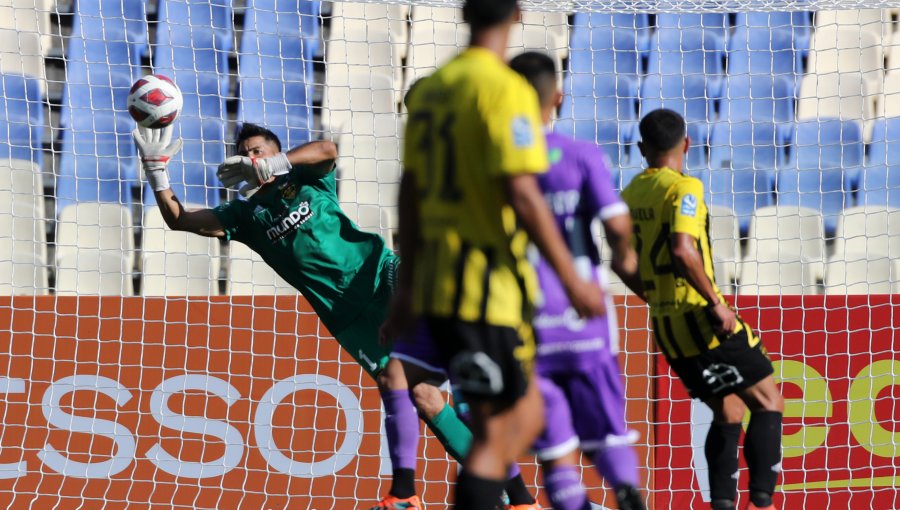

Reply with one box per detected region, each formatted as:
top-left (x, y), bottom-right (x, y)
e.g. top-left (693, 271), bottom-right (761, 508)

top-left (520, 10), bottom-right (569, 58)
top-left (57, 115), bottom-right (136, 211)
top-left (782, 119), bottom-right (861, 234)
top-left (807, 27), bottom-right (884, 96)
top-left (720, 75), bottom-right (794, 144)
top-left (336, 109), bottom-right (401, 223)
top-left (71, 0), bottom-right (148, 59)
top-left (326, 70), bottom-right (395, 145)
top-left (656, 13), bottom-right (729, 37)
top-left (568, 14), bottom-right (648, 78)
top-left (0, 0), bottom-right (52, 57)
top-left (861, 118), bottom-right (900, 208)
top-left (238, 29), bottom-right (313, 147)
top-left (157, 0), bottom-right (232, 51)
top-left (0, 159), bottom-right (47, 275)
top-left (708, 204), bottom-right (740, 294)
top-left (738, 206), bottom-right (824, 294)
top-left (797, 75), bottom-right (876, 140)
top-left (833, 205), bottom-right (900, 260)
top-left (640, 74), bottom-right (715, 152)
top-left (0, 25), bottom-right (45, 93)
top-left (815, 9), bottom-right (892, 40)
top-left (56, 203), bottom-right (135, 269)
top-left (556, 73), bottom-right (639, 166)
top-left (0, 251), bottom-right (48, 295)
top-left (141, 206), bottom-right (220, 296)
top-left (709, 121), bottom-right (784, 171)
top-left (879, 72), bottom-right (900, 117)
top-left (55, 251), bottom-right (133, 296)
top-left (735, 11), bottom-right (812, 56)
top-left (405, 6), bottom-right (467, 87)
top-left (156, 0), bottom-right (232, 97)
top-left (824, 255), bottom-right (900, 294)
top-left (648, 28), bottom-right (726, 95)
top-left (144, 116), bottom-right (224, 208)
top-left (507, 13), bottom-right (567, 64)
top-left (709, 166), bottom-right (775, 234)
top-left (727, 28), bottom-right (801, 96)
top-left (245, 0), bottom-right (321, 62)
top-left (0, 74), bottom-right (43, 166)
top-left (227, 241), bottom-right (296, 295)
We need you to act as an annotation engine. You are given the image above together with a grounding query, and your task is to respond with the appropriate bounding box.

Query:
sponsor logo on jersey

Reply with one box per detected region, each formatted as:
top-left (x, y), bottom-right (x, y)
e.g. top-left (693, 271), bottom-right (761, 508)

top-left (266, 201), bottom-right (313, 241)
top-left (681, 193), bottom-right (697, 217)
top-left (512, 116), bottom-right (533, 148)
top-left (549, 147), bottom-right (563, 164)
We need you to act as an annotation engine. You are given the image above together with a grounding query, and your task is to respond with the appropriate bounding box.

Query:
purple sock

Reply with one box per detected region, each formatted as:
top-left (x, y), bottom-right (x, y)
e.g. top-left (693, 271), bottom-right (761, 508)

top-left (508, 463), bottom-right (520, 479)
top-left (381, 389), bottom-right (419, 470)
top-left (543, 465), bottom-right (589, 510)
top-left (593, 445), bottom-right (639, 488)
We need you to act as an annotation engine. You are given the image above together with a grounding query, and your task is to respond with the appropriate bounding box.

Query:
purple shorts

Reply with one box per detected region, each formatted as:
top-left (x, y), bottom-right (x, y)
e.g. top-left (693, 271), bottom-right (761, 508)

top-left (532, 353), bottom-right (638, 460)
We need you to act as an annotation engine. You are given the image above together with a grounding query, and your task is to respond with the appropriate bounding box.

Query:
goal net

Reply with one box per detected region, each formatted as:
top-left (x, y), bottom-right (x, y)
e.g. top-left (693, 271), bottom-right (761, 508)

top-left (0, 0), bottom-right (899, 508)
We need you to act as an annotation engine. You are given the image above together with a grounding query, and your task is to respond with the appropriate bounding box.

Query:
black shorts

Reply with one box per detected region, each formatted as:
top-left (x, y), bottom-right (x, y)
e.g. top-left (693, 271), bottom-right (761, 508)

top-left (423, 316), bottom-right (535, 411)
top-left (667, 327), bottom-right (774, 401)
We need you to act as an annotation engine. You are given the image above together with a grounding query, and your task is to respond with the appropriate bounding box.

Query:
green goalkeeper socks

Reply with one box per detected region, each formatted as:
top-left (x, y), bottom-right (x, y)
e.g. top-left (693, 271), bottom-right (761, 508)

top-left (422, 403), bottom-right (472, 462)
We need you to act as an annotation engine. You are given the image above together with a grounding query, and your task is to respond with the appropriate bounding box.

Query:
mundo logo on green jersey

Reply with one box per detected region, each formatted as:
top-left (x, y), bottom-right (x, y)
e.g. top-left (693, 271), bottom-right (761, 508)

top-left (267, 202), bottom-right (313, 242)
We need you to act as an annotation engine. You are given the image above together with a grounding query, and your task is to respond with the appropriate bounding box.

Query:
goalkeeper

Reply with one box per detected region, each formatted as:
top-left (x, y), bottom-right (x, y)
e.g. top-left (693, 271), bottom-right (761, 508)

top-left (132, 123), bottom-right (535, 510)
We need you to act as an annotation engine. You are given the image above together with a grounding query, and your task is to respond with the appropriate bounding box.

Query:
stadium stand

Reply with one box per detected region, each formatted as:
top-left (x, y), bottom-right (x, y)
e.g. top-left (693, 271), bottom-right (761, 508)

top-left (0, 0), bottom-right (47, 94)
top-left (141, 206), bottom-right (220, 296)
top-left (55, 202), bottom-right (135, 295)
top-left (227, 241), bottom-right (296, 295)
top-left (709, 165), bottom-right (776, 234)
top-left (862, 117), bottom-right (900, 208)
top-left (826, 205), bottom-right (900, 293)
top-left (0, 158), bottom-right (48, 295)
top-left (640, 73), bottom-right (714, 169)
top-left (734, 11), bottom-right (812, 56)
top-left (0, 73), bottom-right (43, 166)
top-left (708, 205), bottom-right (741, 295)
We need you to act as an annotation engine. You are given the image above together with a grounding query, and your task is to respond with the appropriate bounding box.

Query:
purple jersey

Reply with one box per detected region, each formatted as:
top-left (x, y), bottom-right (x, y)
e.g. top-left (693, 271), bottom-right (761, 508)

top-left (533, 133), bottom-right (629, 373)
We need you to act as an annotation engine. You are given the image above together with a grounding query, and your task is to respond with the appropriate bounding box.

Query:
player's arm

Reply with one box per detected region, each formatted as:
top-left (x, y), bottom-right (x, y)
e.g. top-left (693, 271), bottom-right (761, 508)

top-left (668, 183), bottom-right (735, 334)
top-left (507, 174), bottom-right (605, 318)
top-left (218, 140), bottom-right (338, 197)
top-left (133, 126), bottom-right (226, 238)
top-left (602, 213), bottom-right (645, 300)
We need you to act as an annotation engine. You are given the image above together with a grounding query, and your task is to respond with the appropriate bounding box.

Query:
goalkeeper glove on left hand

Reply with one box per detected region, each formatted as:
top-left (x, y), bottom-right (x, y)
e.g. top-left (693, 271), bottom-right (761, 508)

top-left (132, 126), bottom-right (183, 192)
top-left (217, 153), bottom-right (292, 198)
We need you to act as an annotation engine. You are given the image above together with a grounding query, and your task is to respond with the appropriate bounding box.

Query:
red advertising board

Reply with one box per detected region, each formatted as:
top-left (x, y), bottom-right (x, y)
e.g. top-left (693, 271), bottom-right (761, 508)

top-left (653, 295), bottom-right (900, 510)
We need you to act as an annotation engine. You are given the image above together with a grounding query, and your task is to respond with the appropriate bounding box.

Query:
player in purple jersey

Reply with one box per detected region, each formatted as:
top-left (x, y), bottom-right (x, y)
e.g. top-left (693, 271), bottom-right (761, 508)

top-left (510, 53), bottom-right (647, 510)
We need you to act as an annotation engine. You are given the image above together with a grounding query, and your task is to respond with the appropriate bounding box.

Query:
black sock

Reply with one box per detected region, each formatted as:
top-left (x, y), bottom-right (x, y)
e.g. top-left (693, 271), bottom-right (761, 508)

top-left (504, 473), bottom-right (535, 505)
top-left (745, 411), bottom-right (782, 504)
top-left (711, 499), bottom-right (737, 510)
top-left (456, 470), bottom-right (506, 510)
top-left (389, 468), bottom-right (416, 499)
top-left (705, 422), bottom-right (742, 502)
top-left (614, 484), bottom-right (647, 510)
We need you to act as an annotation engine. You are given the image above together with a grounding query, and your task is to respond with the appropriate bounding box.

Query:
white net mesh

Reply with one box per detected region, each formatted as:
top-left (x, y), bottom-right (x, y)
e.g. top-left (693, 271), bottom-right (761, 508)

top-left (0, 0), bottom-right (899, 508)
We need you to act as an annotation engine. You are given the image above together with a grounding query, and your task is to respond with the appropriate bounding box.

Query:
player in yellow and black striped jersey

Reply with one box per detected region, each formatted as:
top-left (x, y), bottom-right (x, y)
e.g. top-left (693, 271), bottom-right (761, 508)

top-left (621, 109), bottom-right (784, 510)
top-left (380, 1), bottom-right (605, 509)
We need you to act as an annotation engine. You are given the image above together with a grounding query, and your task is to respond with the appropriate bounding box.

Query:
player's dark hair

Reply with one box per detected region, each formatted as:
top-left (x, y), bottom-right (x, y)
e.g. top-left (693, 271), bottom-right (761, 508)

top-left (509, 51), bottom-right (557, 106)
top-left (236, 123), bottom-right (282, 152)
top-left (462, 0), bottom-right (519, 31)
top-left (639, 109), bottom-right (686, 153)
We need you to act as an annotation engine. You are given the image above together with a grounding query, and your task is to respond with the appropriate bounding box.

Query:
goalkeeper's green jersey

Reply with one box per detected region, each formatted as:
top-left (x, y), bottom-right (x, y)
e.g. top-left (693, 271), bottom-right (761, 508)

top-left (211, 168), bottom-right (396, 335)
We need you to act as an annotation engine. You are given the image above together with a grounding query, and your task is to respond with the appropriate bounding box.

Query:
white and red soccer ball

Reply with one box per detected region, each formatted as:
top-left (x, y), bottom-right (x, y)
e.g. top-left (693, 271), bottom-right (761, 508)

top-left (127, 74), bottom-right (183, 128)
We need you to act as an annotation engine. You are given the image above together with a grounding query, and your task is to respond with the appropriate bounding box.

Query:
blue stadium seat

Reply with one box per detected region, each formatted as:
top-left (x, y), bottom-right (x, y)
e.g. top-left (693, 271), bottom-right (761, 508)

top-left (721, 75), bottom-right (794, 124)
top-left (735, 11), bottom-right (811, 55)
top-left (245, 0), bottom-right (320, 61)
top-left (709, 166), bottom-right (775, 234)
top-left (780, 119), bottom-right (861, 234)
top-left (728, 27), bottom-right (801, 95)
top-left (556, 74), bottom-right (638, 166)
top-left (57, 114), bottom-right (135, 211)
top-left (648, 28), bottom-right (726, 97)
top-left (641, 74), bottom-right (714, 148)
top-left (568, 25), bottom-right (643, 78)
top-left (571, 12), bottom-right (652, 52)
top-left (656, 13), bottom-right (729, 37)
top-left (71, 0), bottom-right (148, 62)
top-left (157, 0), bottom-right (233, 51)
top-left (145, 115), bottom-right (224, 207)
top-left (861, 118), bottom-right (900, 208)
top-left (239, 23), bottom-right (313, 146)
top-left (709, 121), bottom-right (783, 171)
top-left (0, 74), bottom-right (43, 166)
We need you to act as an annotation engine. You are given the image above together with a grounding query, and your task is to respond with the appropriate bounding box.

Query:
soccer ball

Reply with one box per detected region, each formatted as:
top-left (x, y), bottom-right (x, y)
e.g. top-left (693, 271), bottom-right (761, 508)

top-left (127, 74), bottom-right (183, 129)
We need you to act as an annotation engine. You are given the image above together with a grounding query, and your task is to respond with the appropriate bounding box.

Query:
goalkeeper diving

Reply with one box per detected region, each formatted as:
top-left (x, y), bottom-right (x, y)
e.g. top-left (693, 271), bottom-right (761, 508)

top-left (132, 124), bottom-right (538, 510)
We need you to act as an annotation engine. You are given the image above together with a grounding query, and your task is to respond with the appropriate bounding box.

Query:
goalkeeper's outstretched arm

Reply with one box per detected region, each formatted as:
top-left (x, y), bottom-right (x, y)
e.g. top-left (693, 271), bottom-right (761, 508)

top-left (133, 126), bottom-right (226, 238)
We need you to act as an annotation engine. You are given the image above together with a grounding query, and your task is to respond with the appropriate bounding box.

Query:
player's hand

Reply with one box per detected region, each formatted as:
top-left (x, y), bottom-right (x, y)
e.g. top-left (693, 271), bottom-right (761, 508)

top-left (709, 302), bottom-right (737, 337)
top-left (565, 279), bottom-right (607, 319)
top-left (380, 288), bottom-right (415, 347)
top-left (217, 153), bottom-right (292, 198)
top-left (132, 126), bottom-right (182, 191)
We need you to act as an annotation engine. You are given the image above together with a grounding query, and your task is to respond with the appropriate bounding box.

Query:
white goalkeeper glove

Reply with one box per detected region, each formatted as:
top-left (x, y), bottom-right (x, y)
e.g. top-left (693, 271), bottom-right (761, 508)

top-left (216, 153), bottom-right (292, 198)
top-left (132, 126), bottom-right (183, 192)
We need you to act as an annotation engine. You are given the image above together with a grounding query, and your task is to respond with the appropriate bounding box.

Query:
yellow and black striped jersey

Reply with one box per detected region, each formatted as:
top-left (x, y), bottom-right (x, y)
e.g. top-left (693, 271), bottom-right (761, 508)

top-left (621, 167), bottom-right (753, 358)
top-left (403, 47), bottom-right (548, 327)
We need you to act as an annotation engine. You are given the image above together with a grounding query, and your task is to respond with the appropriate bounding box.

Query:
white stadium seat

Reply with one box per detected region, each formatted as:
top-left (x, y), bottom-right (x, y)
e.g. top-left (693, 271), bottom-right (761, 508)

top-left (878, 71), bottom-right (900, 117)
top-left (0, 29), bottom-right (44, 93)
top-left (0, 159), bottom-right (46, 269)
top-left (140, 207), bottom-right (220, 296)
top-left (833, 206), bottom-right (900, 259)
top-left (708, 205), bottom-right (740, 294)
top-left (227, 242), bottom-right (296, 295)
top-left (815, 9), bottom-right (892, 40)
top-left (825, 253), bottom-right (900, 294)
top-left (56, 203), bottom-right (135, 269)
top-left (55, 251), bottom-right (133, 295)
top-left (0, 0), bottom-right (52, 56)
top-left (407, 7), bottom-right (469, 87)
top-left (0, 250), bottom-right (48, 295)
top-left (807, 27), bottom-right (884, 96)
top-left (797, 74), bottom-right (876, 138)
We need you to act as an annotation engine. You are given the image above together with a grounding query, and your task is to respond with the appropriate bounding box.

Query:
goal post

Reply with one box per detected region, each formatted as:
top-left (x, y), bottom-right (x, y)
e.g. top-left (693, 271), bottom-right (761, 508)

top-left (0, 0), bottom-right (898, 508)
